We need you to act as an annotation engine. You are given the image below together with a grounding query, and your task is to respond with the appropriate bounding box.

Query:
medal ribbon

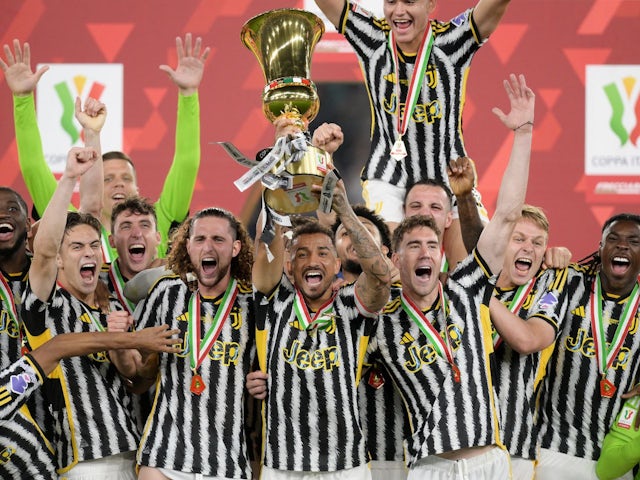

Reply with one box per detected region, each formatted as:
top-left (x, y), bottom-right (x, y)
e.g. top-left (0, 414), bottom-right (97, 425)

top-left (400, 282), bottom-right (456, 368)
top-left (2, 274), bottom-right (28, 354)
top-left (492, 278), bottom-right (536, 348)
top-left (108, 261), bottom-right (136, 314)
top-left (439, 247), bottom-right (448, 273)
top-left (0, 274), bottom-right (19, 329)
top-left (591, 274), bottom-right (640, 378)
top-left (293, 287), bottom-right (337, 331)
top-left (79, 303), bottom-right (106, 332)
top-left (188, 279), bottom-right (238, 370)
top-left (100, 225), bottom-right (115, 264)
top-left (388, 23), bottom-right (434, 140)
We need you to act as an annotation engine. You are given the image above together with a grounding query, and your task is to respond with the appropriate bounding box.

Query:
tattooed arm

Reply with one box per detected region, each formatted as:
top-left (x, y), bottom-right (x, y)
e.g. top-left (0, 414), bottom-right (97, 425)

top-left (330, 179), bottom-right (391, 312)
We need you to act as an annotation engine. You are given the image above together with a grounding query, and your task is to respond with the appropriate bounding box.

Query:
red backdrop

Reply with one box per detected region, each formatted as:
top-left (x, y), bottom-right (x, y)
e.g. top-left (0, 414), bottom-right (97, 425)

top-left (1, 0), bottom-right (638, 259)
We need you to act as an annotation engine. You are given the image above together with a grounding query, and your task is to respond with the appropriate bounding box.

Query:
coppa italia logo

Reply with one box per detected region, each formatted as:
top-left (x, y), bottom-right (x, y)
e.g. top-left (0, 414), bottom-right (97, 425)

top-left (54, 75), bottom-right (105, 144)
top-left (603, 76), bottom-right (640, 147)
top-left (36, 63), bottom-right (122, 174)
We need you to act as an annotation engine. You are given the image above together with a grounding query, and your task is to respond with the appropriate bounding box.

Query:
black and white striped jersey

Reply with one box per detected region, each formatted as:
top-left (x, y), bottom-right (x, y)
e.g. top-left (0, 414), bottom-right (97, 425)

top-left (136, 275), bottom-right (255, 478)
top-left (358, 360), bottom-right (409, 463)
top-left (1, 266), bottom-right (57, 478)
top-left (21, 283), bottom-right (139, 473)
top-left (0, 354), bottom-right (57, 478)
top-left (255, 276), bottom-right (376, 472)
top-left (339, 3), bottom-right (482, 188)
top-left (538, 264), bottom-right (640, 460)
top-left (492, 267), bottom-right (569, 460)
top-left (368, 252), bottom-right (501, 467)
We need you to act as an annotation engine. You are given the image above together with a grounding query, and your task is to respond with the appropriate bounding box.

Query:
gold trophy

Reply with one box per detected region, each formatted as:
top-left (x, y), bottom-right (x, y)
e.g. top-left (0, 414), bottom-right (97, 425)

top-left (241, 8), bottom-right (333, 214)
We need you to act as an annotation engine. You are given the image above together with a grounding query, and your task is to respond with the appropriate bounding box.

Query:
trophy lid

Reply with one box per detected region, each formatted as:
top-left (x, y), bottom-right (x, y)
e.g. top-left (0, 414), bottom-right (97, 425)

top-left (241, 9), bottom-right (325, 83)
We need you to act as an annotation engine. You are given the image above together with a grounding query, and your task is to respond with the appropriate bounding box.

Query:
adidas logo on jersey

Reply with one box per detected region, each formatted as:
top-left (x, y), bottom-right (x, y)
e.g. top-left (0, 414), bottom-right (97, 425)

top-left (400, 332), bottom-right (415, 345)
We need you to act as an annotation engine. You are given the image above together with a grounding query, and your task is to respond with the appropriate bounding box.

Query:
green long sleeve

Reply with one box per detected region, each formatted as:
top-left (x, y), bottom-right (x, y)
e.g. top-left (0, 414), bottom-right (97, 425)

top-left (154, 92), bottom-right (200, 257)
top-left (596, 395), bottom-right (640, 480)
top-left (13, 93), bottom-right (58, 218)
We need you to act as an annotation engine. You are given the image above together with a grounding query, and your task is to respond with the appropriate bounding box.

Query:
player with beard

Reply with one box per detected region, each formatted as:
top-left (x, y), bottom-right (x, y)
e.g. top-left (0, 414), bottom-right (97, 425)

top-left (333, 206), bottom-right (410, 480)
top-left (247, 177), bottom-right (391, 479)
top-left (134, 207), bottom-right (256, 479)
top-left (21, 147), bottom-right (148, 479)
top-left (536, 213), bottom-right (640, 480)
top-left (365, 73), bottom-right (534, 479)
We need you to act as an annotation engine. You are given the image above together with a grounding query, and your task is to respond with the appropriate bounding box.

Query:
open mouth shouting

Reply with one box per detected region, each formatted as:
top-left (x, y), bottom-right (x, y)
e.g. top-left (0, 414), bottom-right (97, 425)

top-left (415, 264), bottom-right (433, 282)
top-left (393, 18), bottom-right (413, 32)
top-left (303, 268), bottom-right (324, 287)
top-left (515, 257), bottom-right (533, 273)
top-left (201, 257), bottom-right (218, 276)
top-left (610, 256), bottom-right (631, 276)
top-left (79, 262), bottom-right (97, 282)
top-left (0, 222), bottom-right (15, 242)
top-left (128, 243), bottom-right (146, 263)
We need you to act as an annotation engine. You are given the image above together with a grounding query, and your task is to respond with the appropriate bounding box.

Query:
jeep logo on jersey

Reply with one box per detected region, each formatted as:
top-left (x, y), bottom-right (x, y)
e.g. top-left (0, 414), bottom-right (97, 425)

top-left (36, 63), bottom-right (123, 174)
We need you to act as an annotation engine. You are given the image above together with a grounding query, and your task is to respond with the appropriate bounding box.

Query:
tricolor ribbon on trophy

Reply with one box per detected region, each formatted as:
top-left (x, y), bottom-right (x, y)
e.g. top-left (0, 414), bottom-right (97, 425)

top-left (218, 8), bottom-right (335, 216)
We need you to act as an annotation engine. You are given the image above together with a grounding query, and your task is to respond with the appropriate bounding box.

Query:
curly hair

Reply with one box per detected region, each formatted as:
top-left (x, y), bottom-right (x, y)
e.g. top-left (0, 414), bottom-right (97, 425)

top-left (166, 207), bottom-right (253, 286)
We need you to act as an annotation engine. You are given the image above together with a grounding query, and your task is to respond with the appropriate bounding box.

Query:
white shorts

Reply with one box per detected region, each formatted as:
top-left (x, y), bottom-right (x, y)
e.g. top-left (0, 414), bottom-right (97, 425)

top-left (370, 460), bottom-right (407, 480)
top-left (261, 464), bottom-right (371, 480)
top-left (361, 179), bottom-right (488, 224)
top-left (509, 456), bottom-right (534, 480)
top-left (59, 451), bottom-right (136, 480)
top-left (536, 448), bottom-right (633, 480)
top-left (362, 180), bottom-right (405, 224)
top-left (407, 447), bottom-right (510, 480)
top-left (154, 465), bottom-right (238, 480)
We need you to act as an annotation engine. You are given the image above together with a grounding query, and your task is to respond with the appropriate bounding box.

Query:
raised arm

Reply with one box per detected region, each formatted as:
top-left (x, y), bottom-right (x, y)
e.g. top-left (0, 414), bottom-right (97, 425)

top-left (477, 74), bottom-right (534, 273)
top-left (312, 122), bottom-right (344, 155)
top-left (314, 0), bottom-right (346, 28)
top-left (330, 179), bottom-right (391, 312)
top-left (252, 213), bottom-right (285, 295)
top-left (76, 97), bottom-right (106, 218)
top-left (448, 157), bottom-right (484, 254)
top-left (155, 33), bottom-right (210, 255)
top-left (0, 40), bottom-right (56, 218)
top-left (472, 0), bottom-right (512, 41)
top-left (30, 147), bottom-right (98, 301)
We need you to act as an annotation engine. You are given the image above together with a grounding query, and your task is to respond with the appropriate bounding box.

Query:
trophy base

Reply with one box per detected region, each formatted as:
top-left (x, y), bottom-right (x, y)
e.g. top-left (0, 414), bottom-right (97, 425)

top-left (265, 145), bottom-right (333, 215)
